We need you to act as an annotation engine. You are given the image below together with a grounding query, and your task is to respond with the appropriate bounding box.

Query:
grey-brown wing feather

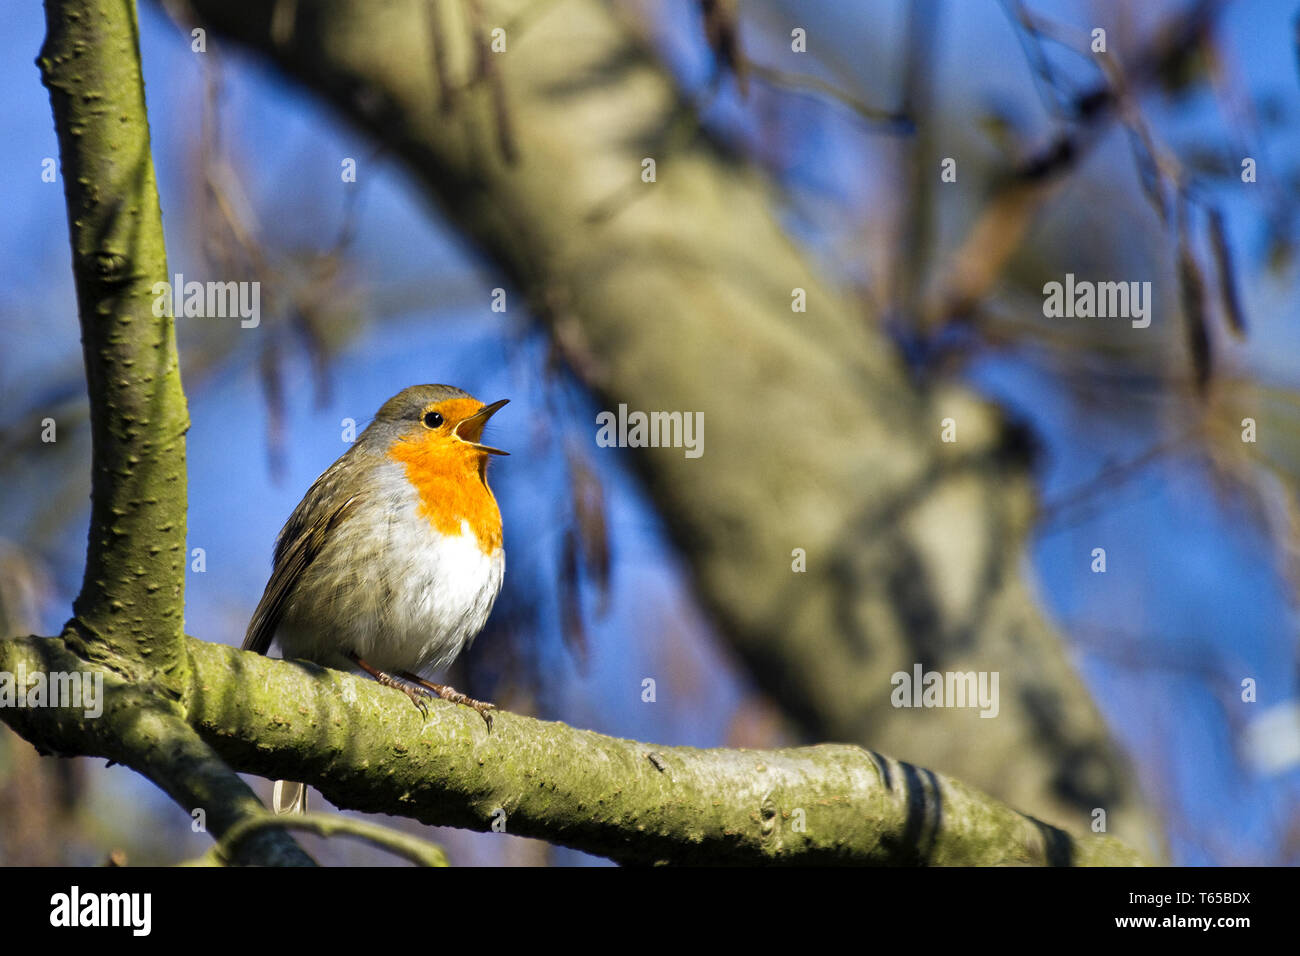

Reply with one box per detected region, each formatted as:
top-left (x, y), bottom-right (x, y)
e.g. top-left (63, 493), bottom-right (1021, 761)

top-left (242, 493), bottom-right (362, 655)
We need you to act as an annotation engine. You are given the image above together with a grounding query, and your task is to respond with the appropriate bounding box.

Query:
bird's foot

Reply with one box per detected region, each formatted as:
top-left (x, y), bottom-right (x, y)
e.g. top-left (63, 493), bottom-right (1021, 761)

top-left (348, 652), bottom-right (432, 716)
top-left (400, 672), bottom-right (496, 731)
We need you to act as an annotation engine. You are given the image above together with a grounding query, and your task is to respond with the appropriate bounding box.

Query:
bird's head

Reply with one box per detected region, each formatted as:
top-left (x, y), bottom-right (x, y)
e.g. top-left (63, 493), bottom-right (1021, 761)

top-left (368, 385), bottom-right (509, 482)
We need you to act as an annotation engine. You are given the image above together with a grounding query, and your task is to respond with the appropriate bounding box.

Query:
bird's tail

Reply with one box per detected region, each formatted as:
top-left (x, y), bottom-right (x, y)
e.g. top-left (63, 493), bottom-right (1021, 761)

top-left (272, 780), bottom-right (308, 815)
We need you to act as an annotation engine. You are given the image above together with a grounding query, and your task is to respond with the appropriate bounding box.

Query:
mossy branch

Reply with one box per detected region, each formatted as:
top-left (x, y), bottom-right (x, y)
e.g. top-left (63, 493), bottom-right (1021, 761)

top-left (0, 634), bottom-right (1142, 866)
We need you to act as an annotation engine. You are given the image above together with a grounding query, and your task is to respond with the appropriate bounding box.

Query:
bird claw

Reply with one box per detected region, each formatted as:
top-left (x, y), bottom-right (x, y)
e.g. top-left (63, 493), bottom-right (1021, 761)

top-left (398, 672), bottom-right (497, 731)
top-left (443, 689), bottom-right (496, 731)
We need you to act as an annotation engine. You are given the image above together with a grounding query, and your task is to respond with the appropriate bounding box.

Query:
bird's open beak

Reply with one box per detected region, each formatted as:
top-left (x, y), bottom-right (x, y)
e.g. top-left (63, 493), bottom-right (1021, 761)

top-left (455, 399), bottom-right (509, 455)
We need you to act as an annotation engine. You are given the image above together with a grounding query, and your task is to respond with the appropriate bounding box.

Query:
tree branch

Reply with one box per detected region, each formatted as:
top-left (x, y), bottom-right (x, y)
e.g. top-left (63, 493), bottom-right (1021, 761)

top-left (39, 0), bottom-right (190, 683)
top-left (0, 635), bottom-right (313, 865)
top-left (0, 634), bottom-right (1141, 865)
top-left (211, 812), bottom-right (449, 867)
top-left (33, 0), bottom-right (312, 865)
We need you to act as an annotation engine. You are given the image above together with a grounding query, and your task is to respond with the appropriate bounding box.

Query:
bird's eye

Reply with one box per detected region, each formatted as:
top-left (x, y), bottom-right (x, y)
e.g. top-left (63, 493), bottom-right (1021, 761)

top-left (423, 410), bottom-right (444, 428)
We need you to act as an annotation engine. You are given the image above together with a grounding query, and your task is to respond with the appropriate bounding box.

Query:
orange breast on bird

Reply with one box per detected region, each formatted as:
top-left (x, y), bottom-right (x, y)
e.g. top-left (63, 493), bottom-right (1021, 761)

top-left (387, 433), bottom-right (503, 555)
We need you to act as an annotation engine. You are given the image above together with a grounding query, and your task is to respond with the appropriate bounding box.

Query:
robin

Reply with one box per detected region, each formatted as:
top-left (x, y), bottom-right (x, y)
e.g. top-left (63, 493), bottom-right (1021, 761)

top-left (242, 384), bottom-right (508, 813)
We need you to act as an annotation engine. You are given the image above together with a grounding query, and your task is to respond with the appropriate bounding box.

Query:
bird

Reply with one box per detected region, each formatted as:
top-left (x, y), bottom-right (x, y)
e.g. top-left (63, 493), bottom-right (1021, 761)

top-left (242, 384), bottom-right (508, 813)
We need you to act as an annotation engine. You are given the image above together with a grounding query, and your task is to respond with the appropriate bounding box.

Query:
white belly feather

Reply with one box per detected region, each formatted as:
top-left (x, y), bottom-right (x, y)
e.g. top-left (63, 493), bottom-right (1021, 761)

top-left (274, 464), bottom-right (504, 676)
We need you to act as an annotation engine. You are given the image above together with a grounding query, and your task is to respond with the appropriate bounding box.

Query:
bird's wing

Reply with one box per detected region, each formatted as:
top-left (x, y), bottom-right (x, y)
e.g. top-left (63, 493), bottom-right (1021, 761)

top-left (241, 493), bottom-right (362, 655)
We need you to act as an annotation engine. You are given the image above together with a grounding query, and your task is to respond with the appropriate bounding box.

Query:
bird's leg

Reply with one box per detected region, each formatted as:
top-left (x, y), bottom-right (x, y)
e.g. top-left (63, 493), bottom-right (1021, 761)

top-left (399, 671), bottom-right (496, 731)
top-left (348, 652), bottom-right (431, 716)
